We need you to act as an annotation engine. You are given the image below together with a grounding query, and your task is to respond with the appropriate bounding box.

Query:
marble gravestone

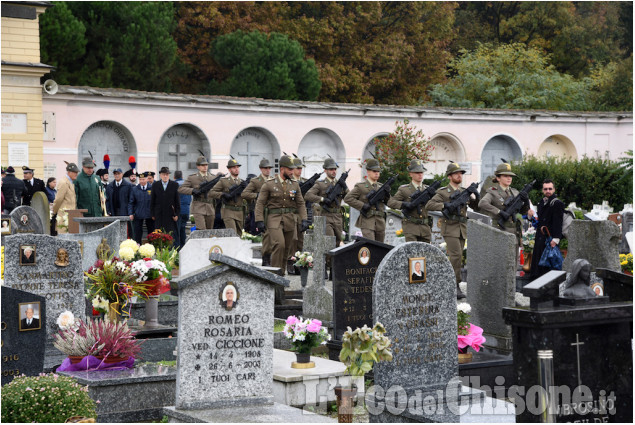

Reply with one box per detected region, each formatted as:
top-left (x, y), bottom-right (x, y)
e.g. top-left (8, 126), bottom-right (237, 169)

top-left (6, 206), bottom-right (44, 237)
top-left (370, 242), bottom-right (475, 423)
top-left (1, 286), bottom-right (47, 385)
top-left (348, 207), bottom-right (361, 239)
top-left (428, 211), bottom-right (445, 247)
top-left (383, 210), bottom-right (403, 246)
top-left (2, 234), bottom-right (86, 338)
top-left (563, 220), bottom-right (621, 272)
top-left (74, 216), bottom-right (131, 242)
top-left (467, 219), bottom-right (517, 352)
top-left (58, 220), bottom-right (122, 270)
top-left (170, 253), bottom-right (287, 411)
top-left (326, 236), bottom-right (393, 360)
top-left (620, 211), bottom-right (632, 253)
top-left (30, 192), bottom-right (51, 235)
top-left (184, 228), bottom-right (238, 244)
top-left (179, 237), bottom-right (253, 276)
top-left (302, 216), bottom-right (335, 324)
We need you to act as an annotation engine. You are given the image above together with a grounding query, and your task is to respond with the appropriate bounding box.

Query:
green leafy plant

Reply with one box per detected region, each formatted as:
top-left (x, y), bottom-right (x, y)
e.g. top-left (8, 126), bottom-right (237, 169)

top-left (1, 373), bottom-right (96, 423)
top-left (339, 323), bottom-right (393, 377)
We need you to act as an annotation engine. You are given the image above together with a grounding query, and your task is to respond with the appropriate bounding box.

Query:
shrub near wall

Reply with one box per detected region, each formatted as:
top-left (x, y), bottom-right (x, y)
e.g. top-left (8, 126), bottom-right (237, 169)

top-left (511, 155), bottom-right (633, 211)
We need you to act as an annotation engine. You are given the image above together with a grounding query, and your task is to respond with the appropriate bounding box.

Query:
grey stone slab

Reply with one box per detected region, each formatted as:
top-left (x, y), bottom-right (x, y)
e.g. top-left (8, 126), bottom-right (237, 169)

top-left (1, 286), bottom-right (47, 384)
top-left (620, 211), bottom-right (632, 253)
top-left (7, 205), bottom-right (44, 237)
top-left (302, 216), bottom-right (335, 323)
top-left (74, 216), bottom-right (131, 241)
top-left (466, 220), bottom-right (517, 352)
top-left (130, 298), bottom-right (178, 326)
top-left (3, 234), bottom-right (86, 338)
top-left (138, 337), bottom-right (178, 362)
top-left (348, 207), bottom-right (361, 238)
top-left (428, 210), bottom-right (445, 247)
top-left (185, 228), bottom-right (238, 244)
top-left (373, 241), bottom-right (462, 422)
top-left (384, 210), bottom-right (404, 246)
top-left (467, 210), bottom-right (491, 226)
top-left (562, 220), bottom-right (621, 272)
top-left (58, 219), bottom-right (122, 270)
top-left (179, 237), bottom-right (253, 276)
top-left (174, 253), bottom-right (284, 410)
top-left (30, 191), bottom-right (51, 235)
top-left (164, 402), bottom-right (336, 423)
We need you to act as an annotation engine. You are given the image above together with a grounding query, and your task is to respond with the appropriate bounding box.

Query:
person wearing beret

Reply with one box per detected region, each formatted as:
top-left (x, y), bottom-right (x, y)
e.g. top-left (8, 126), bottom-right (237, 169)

top-left (74, 158), bottom-right (103, 217)
top-left (151, 167), bottom-right (180, 243)
top-left (1, 166), bottom-right (27, 213)
top-left (22, 166), bottom-right (46, 206)
top-left (128, 172), bottom-right (154, 244)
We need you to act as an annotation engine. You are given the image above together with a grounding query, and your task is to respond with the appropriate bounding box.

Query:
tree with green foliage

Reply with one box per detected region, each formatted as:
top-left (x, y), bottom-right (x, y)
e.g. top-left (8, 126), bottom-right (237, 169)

top-left (428, 43), bottom-right (592, 111)
top-left (209, 30), bottom-right (321, 101)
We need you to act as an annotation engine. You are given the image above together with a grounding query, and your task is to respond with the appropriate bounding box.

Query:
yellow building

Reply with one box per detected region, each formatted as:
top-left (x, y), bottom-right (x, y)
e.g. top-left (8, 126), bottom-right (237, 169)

top-left (1, 1), bottom-right (52, 175)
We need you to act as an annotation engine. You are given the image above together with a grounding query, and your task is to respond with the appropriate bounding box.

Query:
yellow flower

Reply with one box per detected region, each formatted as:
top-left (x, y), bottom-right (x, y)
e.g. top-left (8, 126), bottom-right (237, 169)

top-left (119, 247), bottom-right (135, 261)
top-left (120, 239), bottom-right (139, 253)
top-left (138, 243), bottom-right (156, 258)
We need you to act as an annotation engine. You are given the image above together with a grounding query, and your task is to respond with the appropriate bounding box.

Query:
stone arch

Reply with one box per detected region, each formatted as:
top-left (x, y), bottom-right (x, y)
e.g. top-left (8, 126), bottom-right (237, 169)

top-left (480, 134), bottom-right (523, 181)
top-left (428, 133), bottom-right (466, 177)
top-left (537, 134), bottom-right (578, 159)
top-left (158, 123), bottom-right (210, 176)
top-left (229, 127), bottom-right (280, 178)
top-left (78, 121), bottom-right (137, 172)
top-left (360, 133), bottom-right (388, 176)
top-left (297, 128), bottom-right (346, 177)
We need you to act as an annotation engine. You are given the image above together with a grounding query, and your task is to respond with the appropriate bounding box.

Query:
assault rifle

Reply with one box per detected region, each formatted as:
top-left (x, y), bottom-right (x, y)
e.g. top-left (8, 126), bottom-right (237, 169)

top-left (441, 181), bottom-right (480, 220)
top-left (194, 173), bottom-right (225, 196)
top-left (497, 180), bottom-right (535, 230)
top-left (224, 176), bottom-right (252, 202)
top-left (300, 172), bottom-right (323, 196)
top-left (403, 180), bottom-right (442, 216)
top-left (321, 169), bottom-right (350, 207)
top-left (363, 175), bottom-right (397, 213)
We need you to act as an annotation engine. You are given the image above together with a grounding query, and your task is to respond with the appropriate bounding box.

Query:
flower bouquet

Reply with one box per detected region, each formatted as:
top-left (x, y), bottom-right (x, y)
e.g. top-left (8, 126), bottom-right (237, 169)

top-left (339, 322), bottom-right (393, 377)
top-left (241, 230), bottom-right (263, 243)
top-left (522, 227), bottom-right (536, 254)
top-left (620, 253), bottom-right (633, 275)
top-left (147, 229), bottom-right (174, 251)
top-left (283, 316), bottom-right (330, 357)
top-left (395, 228), bottom-right (403, 237)
top-left (457, 303), bottom-right (486, 359)
top-left (291, 251), bottom-right (314, 269)
top-left (130, 258), bottom-right (171, 296)
top-left (118, 239), bottom-right (156, 261)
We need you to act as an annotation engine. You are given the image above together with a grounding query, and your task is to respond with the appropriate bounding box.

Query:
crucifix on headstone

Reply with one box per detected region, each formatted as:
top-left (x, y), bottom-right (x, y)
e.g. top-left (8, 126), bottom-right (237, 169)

top-left (571, 333), bottom-right (585, 388)
top-left (237, 141), bottom-right (268, 176)
top-left (303, 216), bottom-right (335, 288)
top-left (169, 144), bottom-right (187, 171)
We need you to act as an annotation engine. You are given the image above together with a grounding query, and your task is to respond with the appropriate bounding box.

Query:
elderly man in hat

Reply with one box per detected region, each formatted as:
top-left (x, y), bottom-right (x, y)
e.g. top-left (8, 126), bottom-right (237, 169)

top-left (426, 162), bottom-right (480, 299)
top-left (211, 157), bottom-right (247, 236)
top-left (74, 157), bottom-right (103, 217)
top-left (344, 158), bottom-right (390, 242)
top-left (151, 166), bottom-right (180, 241)
top-left (243, 158), bottom-right (274, 265)
top-left (52, 162), bottom-right (80, 233)
top-left (388, 159), bottom-right (433, 243)
top-left (178, 155), bottom-right (221, 230)
top-left (255, 155), bottom-right (308, 275)
top-left (129, 172), bottom-right (154, 244)
top-left (2, 166), bottom-right (27, 213)
top-left (22, 165), bottom-right (45, 206)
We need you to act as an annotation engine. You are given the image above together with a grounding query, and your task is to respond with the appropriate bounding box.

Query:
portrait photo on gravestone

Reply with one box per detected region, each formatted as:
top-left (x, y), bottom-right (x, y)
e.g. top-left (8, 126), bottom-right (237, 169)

top-left (409, 257), bottom-right (427, 283)
top-left (20, 244), bottom-right (36, 265)
top-left (1, 217), bottom-right (10, 234)
top-left (18, 301), bottom-right (41, 331)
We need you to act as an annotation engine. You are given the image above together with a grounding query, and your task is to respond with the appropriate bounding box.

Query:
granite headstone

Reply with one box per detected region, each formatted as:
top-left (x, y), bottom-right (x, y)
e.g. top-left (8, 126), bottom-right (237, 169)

top-left (184, 228), bottom-right (238, 244)
top-left (3, 234), bottom-right (86, 338)
top-left (302, 216), bottom-right (336, 324)
top-left (348, 207), bottom-right (361, 239)
top-left (383, 210), bottom-right (403, 246)
top-left (562, 220), bottom-right (621, 272)
top-left (596, 268), bottom-right (633, 302)
top-left (58, 220), bottom-right (122, 270)
top-left (74, 216), bottom-right (131, 241)
top-left (8, 206), bottom-right (44, 236)
top-left (30, 191), bottom-right (51, 236)
top-left (428, 211), bottom-right (445, 247)
top-left (179, 237), bottom-right (253, 276)
top-left (172, 253), bottom-right (287, 410)
top-left (370, 242), bottom-right (464, 422)
top-left (1, 286), bottom-right (47, 385)
top-left (620, 211), bottom-right (632, 254)
top-left (467, 219), bottom-right (517, 352)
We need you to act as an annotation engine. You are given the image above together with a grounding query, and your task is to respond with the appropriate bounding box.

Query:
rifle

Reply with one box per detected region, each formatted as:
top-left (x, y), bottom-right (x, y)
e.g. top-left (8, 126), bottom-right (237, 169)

top-left (196, 173), bottom-right (225, 196)
top-left (300, 172), bottom-right (323, 196)
top-left (321, 169), bottom-right (350, 207)
top-left (365, 175), bottom-right (397, 210)
top-left (441, 181), bottom-right (480, 220)
top-left (497, 180), bottom-right (535, 230)
top-left (403, 180), bottom-right (442, 216)
top-left (224, 176), bottom-right (252, 202)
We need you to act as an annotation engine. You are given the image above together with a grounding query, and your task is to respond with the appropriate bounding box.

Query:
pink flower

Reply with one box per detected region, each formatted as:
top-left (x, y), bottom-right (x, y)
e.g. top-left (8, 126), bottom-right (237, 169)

top-left (457, 324), bottom-right (486, 352)
top-left (285, 315), bottom-right (299, 326)
top-left (307, 319), bottom-right (322, 333)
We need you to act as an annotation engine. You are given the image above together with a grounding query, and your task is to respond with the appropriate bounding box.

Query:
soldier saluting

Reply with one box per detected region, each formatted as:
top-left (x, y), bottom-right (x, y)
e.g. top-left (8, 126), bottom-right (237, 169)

top-left (211, 157), bottom-right (247, 236)
top-left (178, 155), bottom-right (222, 231)
top-left (255, 155), bottom-right (308, 276)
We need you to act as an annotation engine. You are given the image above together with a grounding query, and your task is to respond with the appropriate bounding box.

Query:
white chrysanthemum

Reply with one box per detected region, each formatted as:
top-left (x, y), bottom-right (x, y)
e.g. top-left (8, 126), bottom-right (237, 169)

top-left (119, 247), bottom-right (135, 261)
top-left (457, 302), bottom-right (471, 314)
top-left (138, 243), bottom-right (155, 258)
top-left (56, 311), bottom-right (75, 329)
top-left (306, 256), bottom-right (313, 263)
top-left (120, 239), bottom-right (139, 252)
top-left (295, 251), bottom-right (301, 257)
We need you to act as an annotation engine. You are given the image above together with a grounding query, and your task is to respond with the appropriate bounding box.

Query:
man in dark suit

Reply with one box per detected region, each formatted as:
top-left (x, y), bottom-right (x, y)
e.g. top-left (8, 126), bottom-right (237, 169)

top-left (151, 167), bottom-right (180, 243)
top-left (20, 307), bottom-right (40, 330)
top-left (1, 166), bottom-right (26, 213)
top-left (530, 179), bottom-right (565, 280)
top-left (106, 168), bottom-right (134, 238)
top-left (22, 166), bottom-right (45, 206)
top-left (129, 172), bottom-right (154, 244)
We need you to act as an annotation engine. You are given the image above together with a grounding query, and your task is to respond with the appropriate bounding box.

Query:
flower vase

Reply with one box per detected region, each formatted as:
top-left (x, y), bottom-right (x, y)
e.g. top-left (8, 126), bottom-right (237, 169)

top-left (291, 352), bottom-right (315, 369)
top-left (107, 302), bottom-right (121, 323)
top-left (522, 252), bottom-right (532, 273)
top-left (299, 267), bottom-right (309, 288)
top-left (335, 385), bottom-right (357, 423)
top-left (68, 355), bottom-right (84, 364)
top-left (145, 295), bottom-right (160, 328)
top-left (458, 351), bottom-right (473, 364)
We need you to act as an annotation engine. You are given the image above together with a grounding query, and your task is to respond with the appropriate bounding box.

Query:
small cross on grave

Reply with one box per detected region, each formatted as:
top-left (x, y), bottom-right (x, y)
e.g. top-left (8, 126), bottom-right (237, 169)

top-left (571, 333), bottom-right (585, 387)
top-left (303, 215), bottom-right (335, 288)
top-left (169, 144), bottom-right (187, 171)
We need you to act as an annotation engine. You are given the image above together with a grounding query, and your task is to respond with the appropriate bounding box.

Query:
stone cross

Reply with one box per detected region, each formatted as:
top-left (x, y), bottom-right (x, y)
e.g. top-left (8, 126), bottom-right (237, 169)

top-left (169, 144), bottom-right (187, 171)
top-left (303, 215), bottom-right (335, 287)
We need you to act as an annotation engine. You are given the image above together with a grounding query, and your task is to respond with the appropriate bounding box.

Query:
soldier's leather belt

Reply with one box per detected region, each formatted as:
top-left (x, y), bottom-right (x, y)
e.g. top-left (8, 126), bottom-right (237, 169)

top-left (404, 217), bottom-right (430, 226)
top-left (365, 210), bottom-right (386, 218)
top-left (268, 207), bottom-right (298, 214)
top-left (193, 197), bottom-right (215, 204)
top-left (222, 205), bottom-right (244, 212)
top-left (446, 214), bottom-right (467, 223)
top-left (320, 205), bottom-right (340, 214)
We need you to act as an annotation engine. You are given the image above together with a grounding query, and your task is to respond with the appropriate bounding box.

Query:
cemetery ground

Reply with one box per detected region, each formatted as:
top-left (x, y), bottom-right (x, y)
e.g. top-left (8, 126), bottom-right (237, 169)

top-left (0, 206), bottom-right (632, 423)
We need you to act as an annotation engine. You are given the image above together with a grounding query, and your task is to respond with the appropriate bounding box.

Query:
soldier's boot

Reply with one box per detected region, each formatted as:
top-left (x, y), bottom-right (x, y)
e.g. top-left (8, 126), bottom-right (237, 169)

top-left (262, 253), bottom-right (271, 267)
top-left (456, 283), bottom-right (466, 299)
top-left (287, 260), bottom-right (296, 275)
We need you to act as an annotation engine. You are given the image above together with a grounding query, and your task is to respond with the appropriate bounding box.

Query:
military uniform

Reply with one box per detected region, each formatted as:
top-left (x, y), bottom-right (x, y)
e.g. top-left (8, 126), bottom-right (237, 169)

top-left (387, 160), bottom-right (431, 243)
top-left (178, 156), bottom-right (217, 230)
top-left (22, 166), bottom-right (46, 207)
top-left (211, 158), bottom-right (247, 237)
top-left (426, 162), bottom-right (478, 298)
top-left (343, 159), bottom-right (388, 242)
top-left (255, 156), bottom-right (307, 275)
top-left (243, 162), bottom-right (272, 266)
top-left (305, 158), bottom-right (349, 242)
top-left (288, 157), bottom-right (308, 269)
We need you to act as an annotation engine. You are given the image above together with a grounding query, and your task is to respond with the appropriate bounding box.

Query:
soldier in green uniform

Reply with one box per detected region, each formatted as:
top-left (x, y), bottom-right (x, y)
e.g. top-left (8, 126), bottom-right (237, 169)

top-left (74, 157), bottom-right (103, 217)
top-left (255, 155), bottom-right (308, 276)
top-left (178, 156), bottom-right (220, 230)
top-left (426, 162), bottom-right (479, 299)
top-left (243, 158), bottom-right (273, 266)
top-left (287, 157), bottom-right (308, 274)
top-left (479, 162), bottom-right (529, 247)
top-left (211, 158), bottom-right (246, 236)
top-left (388, 159), bottom-right (432, 242)
top-left (343, 159), bottom-right (389, 242)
